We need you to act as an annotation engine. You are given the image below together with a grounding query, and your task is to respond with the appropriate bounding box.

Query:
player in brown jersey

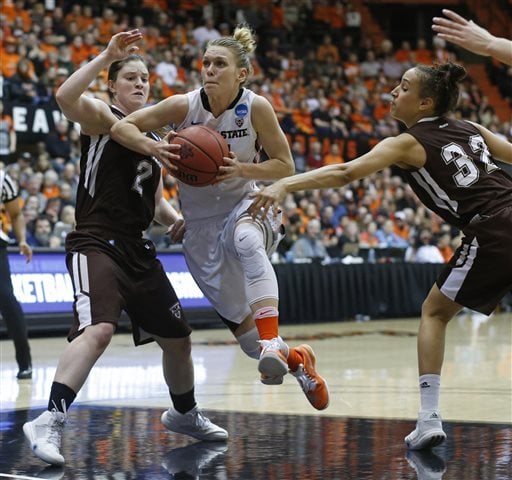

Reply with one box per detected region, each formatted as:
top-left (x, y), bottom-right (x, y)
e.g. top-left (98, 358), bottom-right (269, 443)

top-left (23, 30), bottom-right (227, 467)
top-left (249, 62), bottom-right (512, 450)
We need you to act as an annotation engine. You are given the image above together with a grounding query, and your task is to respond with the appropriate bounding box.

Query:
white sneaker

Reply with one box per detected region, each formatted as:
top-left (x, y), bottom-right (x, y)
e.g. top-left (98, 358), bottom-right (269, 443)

top-left (23, 409), bottom-right (67, 466)
top-left (405, 411), bottom-right (446, 450)
top-left (406, 450), bottom-right (447, 480)
top-left (161, 406), bottom-right (228, 441)
top-left (162, 441), bottom-right (228, 476)
top-left (258, 336), bottom-right (289, 381)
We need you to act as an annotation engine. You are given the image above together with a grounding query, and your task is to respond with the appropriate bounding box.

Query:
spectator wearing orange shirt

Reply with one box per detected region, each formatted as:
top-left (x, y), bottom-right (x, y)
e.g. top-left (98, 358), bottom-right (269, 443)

top-left (70, 35), bottom-right (89, 67)
top-left (393, 210), bottom-right (410, 241)
top-left (161, 173), bottom-right (179, 202)
top-left (359, 221), bottom-right (380, 248)
top-left (343, 52), bottom-right (361, 83)
top-left (64, 4), bottom-right (82, 26)
top-left (323, 142), bottom-right (344, 166)
top-left (143, 25), bottom-right (166, 52)
top-left (350, 97), bottom-right (373, 138)
top-left (395, 40), bottom-right (414, 63)
top-left (3, 0), bottom-right (32, 32)
top-left (292, 99), bottom-right (315, 136)
top-left (142, 0), bottom-right (168, 9)
top-left (1, 36), bottom-right (20, 78)
top-left (76, 5), bottom-right (94, 32)
top-left (368, 91), bottom-right (389, 122)
top-left (39, 29), bottom-right (60, 59)
top-left (414, 38), bottom-right (433, 64)
top-left (329, 1), bottom-right (346, 43)
top-left (312, 0), bottom-right (332, 31)
top-left (436, 232), bottom-right (454, 263)
top-left (316, 34), bottom-right (340, 63)
top-left (41, 170), bottom-right (61, 201)
top-left (97, 8), bottom-right (117, 44)
top-left (81, 32), bottom-right (101, 62)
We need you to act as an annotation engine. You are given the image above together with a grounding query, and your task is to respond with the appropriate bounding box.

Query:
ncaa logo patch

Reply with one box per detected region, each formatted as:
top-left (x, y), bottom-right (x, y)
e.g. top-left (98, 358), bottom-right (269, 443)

top-left (235, 104), bottom-right (248, 127)
top-left (235, 104), bottom-right (248, 117)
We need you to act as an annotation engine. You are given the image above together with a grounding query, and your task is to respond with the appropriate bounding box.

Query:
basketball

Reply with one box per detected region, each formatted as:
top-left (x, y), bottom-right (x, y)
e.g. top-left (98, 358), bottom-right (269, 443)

top-left (169, 125), bottom-right (229, 186)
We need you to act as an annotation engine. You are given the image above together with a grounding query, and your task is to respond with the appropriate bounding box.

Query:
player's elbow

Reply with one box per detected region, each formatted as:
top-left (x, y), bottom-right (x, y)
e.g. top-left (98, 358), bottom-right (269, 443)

top-left (110, 120), bottom-right (125, 140)
top-left (55, 86), bottom-right (71, 111)
top-left (333, 164), bottom-right (354, 186)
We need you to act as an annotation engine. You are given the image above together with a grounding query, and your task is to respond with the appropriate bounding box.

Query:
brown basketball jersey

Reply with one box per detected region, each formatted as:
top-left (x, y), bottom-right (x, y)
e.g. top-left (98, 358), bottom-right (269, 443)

top-left (403, 117), bottom-right (512, 229)
top-left (74, 105), bottom-right (161, 237)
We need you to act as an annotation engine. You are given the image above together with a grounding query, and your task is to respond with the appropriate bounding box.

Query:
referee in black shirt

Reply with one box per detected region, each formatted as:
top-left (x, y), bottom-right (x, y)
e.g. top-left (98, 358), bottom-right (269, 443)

top-left (0, 168), bottom-right (33, 379)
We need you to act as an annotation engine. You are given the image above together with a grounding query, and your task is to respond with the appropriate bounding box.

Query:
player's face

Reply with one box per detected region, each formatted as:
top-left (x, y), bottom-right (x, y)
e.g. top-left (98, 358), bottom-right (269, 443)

top-left (201, 46), bottom-right (246, 97)
top-left (389, 68), bottom-right (424, 127)
top-left (110, 60), bottom-right (150, 113)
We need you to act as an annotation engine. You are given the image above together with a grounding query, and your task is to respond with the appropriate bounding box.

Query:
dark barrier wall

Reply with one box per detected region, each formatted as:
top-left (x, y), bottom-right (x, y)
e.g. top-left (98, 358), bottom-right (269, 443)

top-left (2, 250), bottom-right (443, 334)
top-left (274, 262), bottom-right (443, 324)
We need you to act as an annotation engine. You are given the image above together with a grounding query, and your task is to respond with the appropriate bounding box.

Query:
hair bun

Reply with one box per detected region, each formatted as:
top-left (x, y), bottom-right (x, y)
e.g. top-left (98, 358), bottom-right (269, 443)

top-left (447, 63), bottom-right (467, 83)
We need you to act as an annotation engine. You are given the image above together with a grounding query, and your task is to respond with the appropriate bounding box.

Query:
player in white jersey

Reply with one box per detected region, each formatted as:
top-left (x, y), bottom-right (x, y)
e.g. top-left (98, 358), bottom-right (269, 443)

top-left (112, 24), bottom-right (329, 411)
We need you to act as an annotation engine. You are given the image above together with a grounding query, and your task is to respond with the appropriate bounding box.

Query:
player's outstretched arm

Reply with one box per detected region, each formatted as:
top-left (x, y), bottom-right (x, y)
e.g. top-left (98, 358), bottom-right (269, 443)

top-left (432, 9), bottom-right (512, 66)
top-left (249, 135), bottom-right (416, 219)
top-left (56, 30), bottom-right (143, 133)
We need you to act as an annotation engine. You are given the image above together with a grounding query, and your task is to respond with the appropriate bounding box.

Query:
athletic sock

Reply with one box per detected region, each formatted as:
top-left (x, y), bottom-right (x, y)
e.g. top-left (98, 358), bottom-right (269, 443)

top-left (419, 374), bottom-right (441, 412)
top-left (48, 381), bottom-right (76, 412)
top-left (170, 388), bottom-right (196, 414)
top-left (253, 307), bottom-right (279, 341)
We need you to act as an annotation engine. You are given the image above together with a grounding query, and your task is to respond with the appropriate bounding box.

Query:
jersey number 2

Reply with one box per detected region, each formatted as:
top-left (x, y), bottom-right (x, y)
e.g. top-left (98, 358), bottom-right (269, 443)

top-left (132, 160), bottom-right (152, 196)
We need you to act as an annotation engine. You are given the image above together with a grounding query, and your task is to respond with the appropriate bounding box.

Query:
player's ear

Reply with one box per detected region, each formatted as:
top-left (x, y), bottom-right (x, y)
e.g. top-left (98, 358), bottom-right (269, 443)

top-left (237, 68), bottom-right (248, 83)
top-left (108, 79), bottom-right (116, 96)
top-left (419, 96), bottom-right (434, 112)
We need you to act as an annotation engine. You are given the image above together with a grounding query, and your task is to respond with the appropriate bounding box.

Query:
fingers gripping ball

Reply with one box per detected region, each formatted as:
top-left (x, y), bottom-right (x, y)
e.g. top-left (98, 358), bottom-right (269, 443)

top-left (170, 126), bottom-right (229, 186)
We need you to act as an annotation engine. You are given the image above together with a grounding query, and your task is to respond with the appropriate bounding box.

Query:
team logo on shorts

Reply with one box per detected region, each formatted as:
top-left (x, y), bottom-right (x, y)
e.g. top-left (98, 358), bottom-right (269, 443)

top-left (170, 302), bottom-right (182, 319)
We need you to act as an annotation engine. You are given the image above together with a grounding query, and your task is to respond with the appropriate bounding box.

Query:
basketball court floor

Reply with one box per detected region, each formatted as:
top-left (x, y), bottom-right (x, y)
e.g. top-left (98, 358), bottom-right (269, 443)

top-left (1, 312), bottom-right (511, 479)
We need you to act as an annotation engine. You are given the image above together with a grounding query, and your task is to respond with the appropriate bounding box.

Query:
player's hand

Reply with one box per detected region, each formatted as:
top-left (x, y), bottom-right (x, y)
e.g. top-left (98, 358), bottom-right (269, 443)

top-left (19, 241), bottom-right (32, 263)
top-left (167, 217), bottom-right (185, 243)
top-left (215, 152), bottom-right (242, 183)
top-left (151, 134), bottom-right (181, 172)
top-left (432, 9), bottom-right (493, 56)
top-left (248, 182), bottom-right (287, 220)
top-left (105, 30), bottom-right (144, 61)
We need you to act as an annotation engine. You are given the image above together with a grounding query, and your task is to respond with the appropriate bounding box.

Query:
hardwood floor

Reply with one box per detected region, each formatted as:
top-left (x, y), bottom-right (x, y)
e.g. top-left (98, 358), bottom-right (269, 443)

top-left (1, 312), bottom-right (510, 479)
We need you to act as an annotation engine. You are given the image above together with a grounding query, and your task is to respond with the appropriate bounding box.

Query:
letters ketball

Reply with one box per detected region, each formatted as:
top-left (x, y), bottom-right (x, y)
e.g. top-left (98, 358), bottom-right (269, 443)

top-left (170, 126), bottom-right (229, 186)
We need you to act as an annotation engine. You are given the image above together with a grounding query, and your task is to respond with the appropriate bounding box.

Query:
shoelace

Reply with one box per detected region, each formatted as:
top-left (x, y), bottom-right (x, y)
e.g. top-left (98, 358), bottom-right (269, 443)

top-left (294, 364), bottom-right (317, 393)
top-left (258, 338), bottom-right (281, 352)
top-left (46, 399), bottom-right (67, 448)
top-left (46, 415), bottom-right (65, 448)
top-left (189, 409), bottom-right (211, 429)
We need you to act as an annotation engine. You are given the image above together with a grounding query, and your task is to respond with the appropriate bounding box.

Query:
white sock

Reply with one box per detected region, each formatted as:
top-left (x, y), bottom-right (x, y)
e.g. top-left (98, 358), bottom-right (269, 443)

top-left (419, 374), bottom-right (440, 412)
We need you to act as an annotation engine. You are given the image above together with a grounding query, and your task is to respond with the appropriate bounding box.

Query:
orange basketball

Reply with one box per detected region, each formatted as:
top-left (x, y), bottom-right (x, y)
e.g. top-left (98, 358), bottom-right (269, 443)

top-left (169, 125), bottom-right (229, 186)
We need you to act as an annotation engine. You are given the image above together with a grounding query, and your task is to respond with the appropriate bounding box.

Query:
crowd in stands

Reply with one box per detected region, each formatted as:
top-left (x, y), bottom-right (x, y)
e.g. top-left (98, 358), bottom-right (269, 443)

top-left (1, 0), bottom-right (511, 269)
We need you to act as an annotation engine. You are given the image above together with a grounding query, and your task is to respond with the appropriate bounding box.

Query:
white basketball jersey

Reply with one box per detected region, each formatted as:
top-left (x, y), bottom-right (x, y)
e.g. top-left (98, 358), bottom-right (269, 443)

top-left (177, 88), bottom-right (259, 221)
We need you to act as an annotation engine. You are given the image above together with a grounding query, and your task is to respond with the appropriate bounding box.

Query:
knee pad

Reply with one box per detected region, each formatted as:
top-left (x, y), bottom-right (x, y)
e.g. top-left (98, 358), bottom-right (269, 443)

top-left (236, 327), bottom-right (260, 360)
top-left (234, 222), bottom-right (268, 280)
top-left (233, 221), bottom-right (278, 304)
